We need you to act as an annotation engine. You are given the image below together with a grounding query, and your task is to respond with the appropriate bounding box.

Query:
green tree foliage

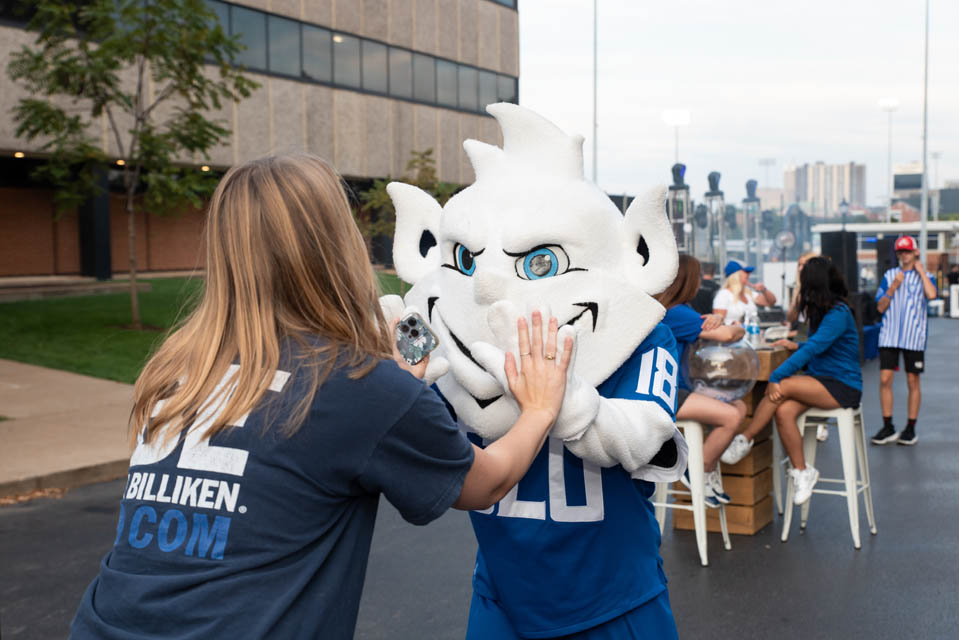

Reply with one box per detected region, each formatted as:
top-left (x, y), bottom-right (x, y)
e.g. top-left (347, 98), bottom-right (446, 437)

top-left (7, 0), bottom-right (258, 329)
top-left (357, 149), bottom-right (459, 251)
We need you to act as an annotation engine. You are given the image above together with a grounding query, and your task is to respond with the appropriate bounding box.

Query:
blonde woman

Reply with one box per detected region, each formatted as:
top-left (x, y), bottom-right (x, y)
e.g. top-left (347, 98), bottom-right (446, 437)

top-left (712, 260), bottom-right (777, 325)
top-left (69, 155), bottom-right (573, 639)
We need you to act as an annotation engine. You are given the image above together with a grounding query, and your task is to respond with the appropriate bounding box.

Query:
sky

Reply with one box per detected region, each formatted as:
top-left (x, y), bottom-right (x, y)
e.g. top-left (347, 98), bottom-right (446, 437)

top-left (517, 0), bottom-right (959, 207)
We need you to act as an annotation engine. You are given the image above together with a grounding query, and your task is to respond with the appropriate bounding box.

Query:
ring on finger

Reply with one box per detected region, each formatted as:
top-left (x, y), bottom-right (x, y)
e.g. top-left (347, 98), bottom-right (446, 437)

top-left (545, 353), bottom-right (555, 360)
top-left (520, 351), bottom-right (531, 356)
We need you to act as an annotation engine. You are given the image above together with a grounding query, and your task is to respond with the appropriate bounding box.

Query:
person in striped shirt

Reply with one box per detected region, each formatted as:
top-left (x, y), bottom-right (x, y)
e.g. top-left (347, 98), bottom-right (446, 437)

top-left (871, 235), bottom-right (938, 446)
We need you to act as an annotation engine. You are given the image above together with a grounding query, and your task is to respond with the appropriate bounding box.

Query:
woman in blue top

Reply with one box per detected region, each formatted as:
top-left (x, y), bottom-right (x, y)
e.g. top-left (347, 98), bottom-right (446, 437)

top-left (723, 257), bottom-right (862, 505)
top-left (659, 255), bottom-right (748, 507)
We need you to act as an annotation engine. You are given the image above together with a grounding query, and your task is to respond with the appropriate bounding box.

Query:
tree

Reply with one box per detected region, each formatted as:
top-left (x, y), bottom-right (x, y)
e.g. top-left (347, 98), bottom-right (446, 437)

top-left (356, 149), bottom-right (459, 257)
top-left (7, 0), bottom-right (258, 329)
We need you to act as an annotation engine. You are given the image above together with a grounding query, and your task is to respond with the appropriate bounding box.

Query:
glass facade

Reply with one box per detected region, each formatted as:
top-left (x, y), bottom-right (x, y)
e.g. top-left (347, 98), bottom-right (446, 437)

top-left (206, 0), bottom-right (517, 115)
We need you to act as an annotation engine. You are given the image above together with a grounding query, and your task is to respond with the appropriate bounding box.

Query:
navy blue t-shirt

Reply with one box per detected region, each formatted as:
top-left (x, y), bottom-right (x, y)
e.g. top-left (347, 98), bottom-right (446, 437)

top-left (70, 351), bottom-right (474, 639)
top-left (662, 304), bottom-right (703, 391)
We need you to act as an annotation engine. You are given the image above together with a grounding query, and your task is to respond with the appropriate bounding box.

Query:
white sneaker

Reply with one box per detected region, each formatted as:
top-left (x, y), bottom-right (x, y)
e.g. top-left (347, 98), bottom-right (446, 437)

top-left (706, 469), bottom-right (731, 504)
top-left (790, 466), bottom-right (820, 505)
top-left (721, 435), bottom-right (754, 465)
top-left (816, 424), bottom-right (829, 442)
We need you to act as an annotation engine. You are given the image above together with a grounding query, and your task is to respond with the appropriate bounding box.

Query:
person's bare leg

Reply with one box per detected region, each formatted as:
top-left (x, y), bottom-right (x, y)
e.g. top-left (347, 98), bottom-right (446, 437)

top-left (906, 373), bottom-right (921, 420)
top-left (741, 395), bottom-right (779, 441)
top-left (743, 376), bottom-right (840, 443)
top-left (678, 394), bottom-right (744, 471)
top-left (879, 369), bottom-right (895, 419)
top-left (774, 399), bottom-right (809, 469)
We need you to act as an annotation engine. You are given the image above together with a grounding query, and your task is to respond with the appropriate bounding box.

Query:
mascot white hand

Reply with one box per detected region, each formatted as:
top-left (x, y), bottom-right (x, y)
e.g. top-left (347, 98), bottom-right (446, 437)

top-left (470, 300), bottom-right (684, 479)
top-left (379, 294), bottom-right (449, 386)
top-left (470, 301), bottom-right (597, 442)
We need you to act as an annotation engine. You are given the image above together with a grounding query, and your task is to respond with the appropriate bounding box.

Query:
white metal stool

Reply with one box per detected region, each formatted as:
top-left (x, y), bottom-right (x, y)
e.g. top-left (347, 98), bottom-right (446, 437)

top-left (653, 420), bottom-right (731, 566)
top-left (780, 406), bottom-right (878, 548)
top-left (772, 417), bottom-right (829, 515)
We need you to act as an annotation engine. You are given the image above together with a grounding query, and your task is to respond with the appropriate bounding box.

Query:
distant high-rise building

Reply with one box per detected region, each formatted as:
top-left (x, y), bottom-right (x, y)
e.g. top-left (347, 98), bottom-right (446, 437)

top-left (783, 161), bottom-right (866, 216)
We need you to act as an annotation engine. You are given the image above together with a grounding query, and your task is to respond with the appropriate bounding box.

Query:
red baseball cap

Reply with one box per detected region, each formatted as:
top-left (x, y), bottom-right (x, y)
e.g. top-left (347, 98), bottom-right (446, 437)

top-left (894, 235), bottom-right (918, 252)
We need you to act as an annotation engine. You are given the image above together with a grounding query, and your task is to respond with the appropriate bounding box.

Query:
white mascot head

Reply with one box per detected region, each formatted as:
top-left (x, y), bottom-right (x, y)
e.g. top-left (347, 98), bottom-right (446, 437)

top-left (388, 103), bottom-right (678, 440)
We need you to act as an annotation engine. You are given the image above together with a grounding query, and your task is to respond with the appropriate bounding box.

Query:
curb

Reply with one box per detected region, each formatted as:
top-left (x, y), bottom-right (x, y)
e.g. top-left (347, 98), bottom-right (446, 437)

top-left (0, 460), bottom-right (128, 500)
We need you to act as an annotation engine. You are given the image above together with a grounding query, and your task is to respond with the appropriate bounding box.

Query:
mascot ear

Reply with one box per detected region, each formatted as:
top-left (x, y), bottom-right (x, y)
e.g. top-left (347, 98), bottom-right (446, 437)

top-left (622, 185), bottom-right (678, 295)
top-left (387, 182), bottom-right (443, 285)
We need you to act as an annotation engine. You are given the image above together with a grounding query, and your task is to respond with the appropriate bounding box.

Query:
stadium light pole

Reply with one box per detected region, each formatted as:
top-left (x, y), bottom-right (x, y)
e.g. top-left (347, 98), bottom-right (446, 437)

top-left (919, 0), bottom-right (930, 266)
top-left (592, 0), bottom-right (598, 183)
top-left (662, 109), bottom-right (690, 164)
top-left (878, 97), bottom-right (899, 224)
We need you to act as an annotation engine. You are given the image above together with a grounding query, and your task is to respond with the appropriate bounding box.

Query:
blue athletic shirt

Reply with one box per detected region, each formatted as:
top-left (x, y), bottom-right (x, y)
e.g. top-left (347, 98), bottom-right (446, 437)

top-left (662, 304), bottom-right (704, 391)
top-left (769, 303), bottom-right (862, 391)
top-left (71, 345), bottom-right (474, 640)
top-left (468, 323), bottom-right (679, 638)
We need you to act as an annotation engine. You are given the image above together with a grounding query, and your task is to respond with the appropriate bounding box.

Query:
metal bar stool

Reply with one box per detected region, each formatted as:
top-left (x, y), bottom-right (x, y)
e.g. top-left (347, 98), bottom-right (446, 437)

top-left (780, 406), bottom-right (878, 548)
top-left (653, 420), bottom-right (731, 566)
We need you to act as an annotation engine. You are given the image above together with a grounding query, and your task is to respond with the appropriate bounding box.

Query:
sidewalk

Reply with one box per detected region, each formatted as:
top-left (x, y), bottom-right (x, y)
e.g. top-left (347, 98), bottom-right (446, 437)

top-left (0, 360), bottom-right (131, 498)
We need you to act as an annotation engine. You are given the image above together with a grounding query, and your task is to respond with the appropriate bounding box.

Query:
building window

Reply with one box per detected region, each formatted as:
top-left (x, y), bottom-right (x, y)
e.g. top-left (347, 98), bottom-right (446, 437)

top-left (206, 0), bottom-right (229, 33)
top-left (478, 70), bottom-right (497, 109)
top-left (436, 60), bottom-right (458, 108)
top-left (458, 66), bottom-right (478, 111)
top-left (268, 15), bottom-right (300, 77)
top-left (302, 25), bottom-right (332, 82)
top-left (497, 75), bottom-right (517, 103)
top-left (231, 5), bottom-right (267, 71)
top-left (197, 1), bottom-right (518, 116)
top-left (332, 33), bottom-right (361, 88)
top-left (389, 48), bottom-right (413, 99)
top-left (361, 40), bottom-right (388, 94)
top-left (412, 53), bottom-right (435, 103)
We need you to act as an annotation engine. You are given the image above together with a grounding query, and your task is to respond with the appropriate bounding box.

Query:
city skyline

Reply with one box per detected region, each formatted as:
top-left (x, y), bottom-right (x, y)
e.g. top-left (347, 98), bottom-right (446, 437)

top-left (518, 0), bottom-right (958, 208)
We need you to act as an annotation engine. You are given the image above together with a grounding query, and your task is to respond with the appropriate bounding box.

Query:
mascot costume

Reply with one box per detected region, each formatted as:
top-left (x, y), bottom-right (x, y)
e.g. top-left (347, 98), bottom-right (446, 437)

top-left (381, 103), bottom-right (688, 639)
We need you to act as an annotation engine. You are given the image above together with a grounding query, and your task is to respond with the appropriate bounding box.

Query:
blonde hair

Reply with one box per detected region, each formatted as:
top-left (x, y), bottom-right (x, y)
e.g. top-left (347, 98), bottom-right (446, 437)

top-left (722, 272), bottom-right (744, 297)
top-left (131, 154), bottom-right (392, 446)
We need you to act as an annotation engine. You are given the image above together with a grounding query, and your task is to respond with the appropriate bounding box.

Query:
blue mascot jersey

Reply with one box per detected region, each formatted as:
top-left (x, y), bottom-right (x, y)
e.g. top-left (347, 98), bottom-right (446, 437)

top-left (468, 323), bottom-right (679, 638)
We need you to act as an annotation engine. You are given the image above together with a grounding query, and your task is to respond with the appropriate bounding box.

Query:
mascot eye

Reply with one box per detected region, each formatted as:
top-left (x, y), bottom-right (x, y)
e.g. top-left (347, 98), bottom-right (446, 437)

top-left (454, 243), bottom-right (476, 276)
top-left (515, 246), bottom-right (570, 280)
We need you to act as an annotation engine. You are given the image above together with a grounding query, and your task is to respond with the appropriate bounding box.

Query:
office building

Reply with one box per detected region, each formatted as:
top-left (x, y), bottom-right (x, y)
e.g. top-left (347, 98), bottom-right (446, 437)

top-left (784, 161), bottom-right (866, 217)
top-left (0, 0), bottom-right (519, 277)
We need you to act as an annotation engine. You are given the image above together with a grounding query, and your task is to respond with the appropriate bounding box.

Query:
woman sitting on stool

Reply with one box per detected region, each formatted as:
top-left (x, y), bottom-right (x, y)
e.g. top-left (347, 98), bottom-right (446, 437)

top-left (723, 257), bottom-right (863, 504)
top-left (659, 255), bottom-right (748, 508)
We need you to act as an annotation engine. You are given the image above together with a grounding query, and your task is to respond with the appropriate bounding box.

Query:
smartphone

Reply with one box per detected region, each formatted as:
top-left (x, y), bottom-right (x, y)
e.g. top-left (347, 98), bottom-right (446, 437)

top-left (395, 312), bottom-right (440, 366)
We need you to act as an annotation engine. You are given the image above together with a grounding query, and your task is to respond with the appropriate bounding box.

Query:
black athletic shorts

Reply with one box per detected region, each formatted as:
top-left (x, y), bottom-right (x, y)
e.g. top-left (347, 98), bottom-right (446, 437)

top-left (677, 388), bottom-right (692, 410)
top-left (879, 347), bottom-right (926, 375)
top-left (811, 375), bottom-right (862, 409)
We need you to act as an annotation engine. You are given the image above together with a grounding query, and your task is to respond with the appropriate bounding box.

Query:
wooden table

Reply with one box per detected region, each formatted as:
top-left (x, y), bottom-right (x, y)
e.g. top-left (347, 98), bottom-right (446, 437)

top-left (674, 347), bottom-right (790, 535)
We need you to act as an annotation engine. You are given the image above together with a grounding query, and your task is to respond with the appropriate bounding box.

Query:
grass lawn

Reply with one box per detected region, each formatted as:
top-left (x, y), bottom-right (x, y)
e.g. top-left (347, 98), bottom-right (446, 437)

top-left (0, 271), bottom-right (407, 384)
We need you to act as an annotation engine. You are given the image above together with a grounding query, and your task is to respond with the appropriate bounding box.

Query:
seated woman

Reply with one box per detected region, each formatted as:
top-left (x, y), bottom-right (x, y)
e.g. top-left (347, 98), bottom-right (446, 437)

top-left (722, 257), bottom-right (863, 504)
top-left (659, 255), bottom-right (747, 507)
top-left (713, 260), bottom-right (777, 325)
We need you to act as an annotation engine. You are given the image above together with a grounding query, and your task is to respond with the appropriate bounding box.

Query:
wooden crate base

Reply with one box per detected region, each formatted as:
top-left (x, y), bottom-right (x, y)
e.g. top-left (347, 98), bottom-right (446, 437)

top-left (672, 495), bottom-right (774, 535)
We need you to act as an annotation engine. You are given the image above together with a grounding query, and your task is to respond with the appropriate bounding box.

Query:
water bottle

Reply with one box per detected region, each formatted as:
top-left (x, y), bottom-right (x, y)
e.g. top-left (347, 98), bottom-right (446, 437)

top-left (746, 309), bottom-right (761, 348)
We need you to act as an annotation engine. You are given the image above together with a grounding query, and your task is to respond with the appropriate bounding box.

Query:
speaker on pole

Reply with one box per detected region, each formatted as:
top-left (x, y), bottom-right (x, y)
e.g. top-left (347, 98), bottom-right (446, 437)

top-left (876, 236), bottom-right (898, 280)
top-left (821, 231), bottom-right (858, 292)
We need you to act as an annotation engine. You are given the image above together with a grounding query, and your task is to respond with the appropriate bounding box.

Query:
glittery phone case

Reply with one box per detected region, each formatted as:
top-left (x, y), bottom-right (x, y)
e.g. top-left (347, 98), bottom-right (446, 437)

top-left (395, 312), bottom-right (439, 366)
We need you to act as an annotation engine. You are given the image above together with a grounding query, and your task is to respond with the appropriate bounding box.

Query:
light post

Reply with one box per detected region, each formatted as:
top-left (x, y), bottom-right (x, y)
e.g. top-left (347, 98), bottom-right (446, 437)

top-left (878, 97), bottom-right (899, 224)
top-left (743, 179), bottom-right (761, 273)
top-left (919, 0), bottom-right (930, 267)
top-left (668, 163), bottom-right (691, 254)
top-left (662, 109), bottom-right (690, 165)
top-left (840, 198), bottom-right (850, 289)
top-left (705, 172), bottom-right (725, 268)
top-left (592, 0), bottom-right (598, 183)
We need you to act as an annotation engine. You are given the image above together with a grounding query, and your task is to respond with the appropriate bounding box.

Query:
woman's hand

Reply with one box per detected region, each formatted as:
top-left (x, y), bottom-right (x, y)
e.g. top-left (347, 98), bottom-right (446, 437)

top-left (505, 312), bottom-right (574, 424)
top-left (391, 319), bottom-right (430, 379)
top-left (772, 339), bottom-right (799, 351)
top-left (766, 382), bottom-right (784, 402)
top-left (700, 313), bottom-right (723, 331)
